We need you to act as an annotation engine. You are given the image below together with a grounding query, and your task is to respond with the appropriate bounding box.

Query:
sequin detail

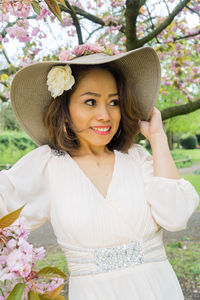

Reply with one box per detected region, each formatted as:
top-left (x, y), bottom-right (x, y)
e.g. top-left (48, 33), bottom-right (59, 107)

top-left (94, 241), bottom-right (144, 273)
top-left (58, 229), bottom-right (168, 276)
top-left (51, 149), bottom-right (67, 157)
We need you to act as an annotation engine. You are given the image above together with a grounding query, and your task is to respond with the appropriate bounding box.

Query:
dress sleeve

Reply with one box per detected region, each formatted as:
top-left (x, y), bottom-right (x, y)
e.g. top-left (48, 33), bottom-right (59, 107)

top-left (129, 144), bottom-right (200, 232)
top-left (0, 145), bottom-right (52, 231)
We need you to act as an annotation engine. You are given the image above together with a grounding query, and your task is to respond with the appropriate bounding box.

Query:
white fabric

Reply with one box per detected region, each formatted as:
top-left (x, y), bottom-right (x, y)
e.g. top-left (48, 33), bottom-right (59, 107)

top-left (0, 143), bottom-right (199, 300)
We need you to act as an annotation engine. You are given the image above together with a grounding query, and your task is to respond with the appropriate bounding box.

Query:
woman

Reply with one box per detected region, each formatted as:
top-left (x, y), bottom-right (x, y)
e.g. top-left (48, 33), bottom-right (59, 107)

top-left (0, 44), bottom-right (199, 299)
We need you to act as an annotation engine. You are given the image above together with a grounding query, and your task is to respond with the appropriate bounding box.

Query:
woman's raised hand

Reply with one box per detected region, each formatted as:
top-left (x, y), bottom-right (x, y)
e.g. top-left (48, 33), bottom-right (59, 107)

top-left (138, 107), bottom-right (165, 142)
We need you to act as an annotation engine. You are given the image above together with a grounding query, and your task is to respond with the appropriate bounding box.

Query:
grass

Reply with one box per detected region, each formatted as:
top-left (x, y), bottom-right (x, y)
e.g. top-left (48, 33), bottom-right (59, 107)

top-left (0, 145), bottom-right (36, 166)
top-left (172, 149), bottom-right (200, 164)
top-left (182, 174), bottom-right (200, 210)
top-left (165, 241), bottom-right (200, 294)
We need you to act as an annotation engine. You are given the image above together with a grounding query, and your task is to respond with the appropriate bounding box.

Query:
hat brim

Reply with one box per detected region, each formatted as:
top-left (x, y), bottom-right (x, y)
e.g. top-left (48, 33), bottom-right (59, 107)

top-left (10, 46), bottom-right (161, 146)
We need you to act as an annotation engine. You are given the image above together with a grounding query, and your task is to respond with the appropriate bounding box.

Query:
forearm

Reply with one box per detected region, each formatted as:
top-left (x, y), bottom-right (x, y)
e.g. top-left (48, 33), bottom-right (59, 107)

top-left (150, 130), bottom-right (181, 179)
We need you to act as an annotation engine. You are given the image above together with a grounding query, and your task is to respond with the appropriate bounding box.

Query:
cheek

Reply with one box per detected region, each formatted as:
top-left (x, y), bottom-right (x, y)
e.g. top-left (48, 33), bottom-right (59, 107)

top-left (69, 106), bottom-right (90, 127)
top-left (114, 108), bottom-right (121, 122)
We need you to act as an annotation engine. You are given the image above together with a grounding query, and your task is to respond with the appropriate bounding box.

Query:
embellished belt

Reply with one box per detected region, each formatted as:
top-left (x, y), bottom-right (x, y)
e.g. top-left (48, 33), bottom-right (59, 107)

top-left (58, 229), bottom-right (167, 277)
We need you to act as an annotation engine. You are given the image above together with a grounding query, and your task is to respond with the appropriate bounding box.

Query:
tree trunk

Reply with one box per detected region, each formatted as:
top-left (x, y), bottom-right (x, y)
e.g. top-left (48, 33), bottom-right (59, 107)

top-left (166, 130), bottom-right (174, 150)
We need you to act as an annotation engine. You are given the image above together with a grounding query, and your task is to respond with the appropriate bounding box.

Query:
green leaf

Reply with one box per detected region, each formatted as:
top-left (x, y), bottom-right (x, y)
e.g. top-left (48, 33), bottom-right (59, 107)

top-left (42, 284), bottom-right (65, 298)
top-left (0, 205), bottom-right (25, 229)
top-left (39, 295), bottom-right (66, 300)
top-left (7, 283), bottom-right (25, 300)
top-left (38, 267), bottom-right (68, 279)
top-left (28, 291), bottom-right (41, 300)
top-left (45, 0), bottom-right (63, 25)
top-left (31, 1), bottom-right (41, 15)
top-left (57, 0), bottom-right (67, 8)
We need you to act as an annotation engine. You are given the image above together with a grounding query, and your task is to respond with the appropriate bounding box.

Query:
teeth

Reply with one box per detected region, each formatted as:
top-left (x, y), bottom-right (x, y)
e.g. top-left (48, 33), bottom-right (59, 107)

top-left (93, 127), bottom-right (110, 132)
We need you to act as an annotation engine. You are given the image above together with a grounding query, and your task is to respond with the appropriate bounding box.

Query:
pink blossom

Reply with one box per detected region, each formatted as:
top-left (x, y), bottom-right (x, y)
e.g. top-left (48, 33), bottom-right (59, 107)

top-left (36, 8), bottom-right (51, 20)
top-left (7, 239), bottom-right (17, 249)
top-left (103, 15), bottom-right (114, 24)
top-left (192, 66), bottom-right (199, 74)
top-left (176, 43), bottom-right (184, 51)
top-left (63, 16), bottom-right (73, 26)
top-left (70, 0), bottom-right (83, 8)
top-left (87, 2), bottom-right (94, 9)
top-left (96, 0), bottom-right (103, 7)
top-left (67, 28), bottom-right (76, 37)
top-left (31, 27), bottom-right (40, 37)
top-left (175, 99), bottom-right (183, 104)
top-left (3, 38), bottom-right (9, 43)
top-left (110, 0), bottom-right (125, 8)
top-left (108, 25), bottom-right (122, 35)
top-left (165, 81), bottom-right (171, 87)
top-left (72, 42), bottom-right (104, 56)
top-left (187, 95), bottom-right (194, 101)
top-left (6, 26), bottom-right (30, 43)
top-left (59, 50), bottom-right (71, 61)
top-left (6, 249), bottom-right (26, 273)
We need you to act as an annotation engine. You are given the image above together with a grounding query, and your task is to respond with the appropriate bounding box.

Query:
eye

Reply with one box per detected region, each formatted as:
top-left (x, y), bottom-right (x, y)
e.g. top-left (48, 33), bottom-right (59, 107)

top-left (110, 100), bottom-right (119, 106)
top-left (85, 99), bottom-right (96, 106)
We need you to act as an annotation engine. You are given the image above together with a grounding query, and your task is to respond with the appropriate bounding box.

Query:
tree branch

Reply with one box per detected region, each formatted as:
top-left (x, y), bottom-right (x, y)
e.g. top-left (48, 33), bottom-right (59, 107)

top-left (64, 0), bottom-right (83, 44)
top-left (161, 98), bottom-right (200, 121)
top-left (173, 30), bottom-right (200, 41)
top-left (60, 4), bottom-right (125, 33)
top-left (186, 4), bottom-right (200, 17)
top-left (163, 0), bottom-right (170, 15)
top-left (137, 0), bottom-right (191, 48)
top-left (85, 26), bottom-right (104, 42)
top-left (125, 0), bottom-right (141, 49)
top-left (0, 66), bottom-right (18, 76)
top-left (0, 45), bottom-right (11, 65)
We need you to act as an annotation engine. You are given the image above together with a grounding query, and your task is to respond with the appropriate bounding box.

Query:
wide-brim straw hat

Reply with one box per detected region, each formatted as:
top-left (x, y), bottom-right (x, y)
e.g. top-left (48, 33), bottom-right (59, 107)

top-left (10, 46), bottom-right (161, 146)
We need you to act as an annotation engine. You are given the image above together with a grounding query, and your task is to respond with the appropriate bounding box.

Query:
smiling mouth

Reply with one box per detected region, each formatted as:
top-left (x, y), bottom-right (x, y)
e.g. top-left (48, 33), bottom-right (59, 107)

top-left (91, 127), bottom-right (111, 135)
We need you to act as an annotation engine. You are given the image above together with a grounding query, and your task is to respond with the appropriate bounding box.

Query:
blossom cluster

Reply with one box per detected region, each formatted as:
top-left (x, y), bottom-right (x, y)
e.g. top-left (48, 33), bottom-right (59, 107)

top-left (0, 216), bottom-right (64, 299)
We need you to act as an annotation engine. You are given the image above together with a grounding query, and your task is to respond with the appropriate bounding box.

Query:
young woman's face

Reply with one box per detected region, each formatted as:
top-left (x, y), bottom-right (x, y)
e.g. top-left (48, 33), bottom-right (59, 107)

top-left (68, 68), bottom-right (121, 150)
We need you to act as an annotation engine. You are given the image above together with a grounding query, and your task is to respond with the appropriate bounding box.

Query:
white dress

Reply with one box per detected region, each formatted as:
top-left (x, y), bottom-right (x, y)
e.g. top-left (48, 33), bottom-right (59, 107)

top-left (0, 144), bottom-right (199, 300)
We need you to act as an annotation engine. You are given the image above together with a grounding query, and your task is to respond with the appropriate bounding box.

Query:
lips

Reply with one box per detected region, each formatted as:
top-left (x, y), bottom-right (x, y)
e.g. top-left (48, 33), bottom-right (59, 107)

top-left (91, 126), bottom-right (111, 135)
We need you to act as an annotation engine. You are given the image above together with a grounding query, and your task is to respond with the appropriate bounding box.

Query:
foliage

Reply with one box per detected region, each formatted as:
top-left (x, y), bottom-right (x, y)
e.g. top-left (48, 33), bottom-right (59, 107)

top-left (162, 109), bottom-right (200, 138)
top-left (0, 101), bottom-right (21, 131)
top-left (0, 131), bottom-right (37, 166)
top-left (182, 174), bottom-right (200, 208)
top-left (172, 148), bottom-right (200, 163)
top-left (0, 130), bottom-right (37, 151)
top-left (180, 135), bottom-right (198, 149)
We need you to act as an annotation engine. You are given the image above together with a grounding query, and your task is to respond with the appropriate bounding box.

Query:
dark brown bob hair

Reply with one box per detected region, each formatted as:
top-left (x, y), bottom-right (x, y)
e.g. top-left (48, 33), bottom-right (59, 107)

top-left (43, 63), bottom-right (142, 154)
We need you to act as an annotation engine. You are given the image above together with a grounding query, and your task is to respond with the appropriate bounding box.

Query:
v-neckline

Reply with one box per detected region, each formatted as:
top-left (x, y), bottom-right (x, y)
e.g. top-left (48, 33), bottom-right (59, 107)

top-left (66, 149), bottom-right (117, 201)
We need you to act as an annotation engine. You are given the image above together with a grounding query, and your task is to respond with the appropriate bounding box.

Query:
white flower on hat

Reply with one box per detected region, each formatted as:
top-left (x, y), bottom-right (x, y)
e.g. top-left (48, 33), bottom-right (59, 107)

top-left (47, 64), bottom-right (75, 98)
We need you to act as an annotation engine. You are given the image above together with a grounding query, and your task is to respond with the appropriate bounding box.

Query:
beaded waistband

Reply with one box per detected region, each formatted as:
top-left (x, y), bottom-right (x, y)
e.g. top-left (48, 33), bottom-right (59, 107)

top-left (58, 229), bottom-right (167, 277)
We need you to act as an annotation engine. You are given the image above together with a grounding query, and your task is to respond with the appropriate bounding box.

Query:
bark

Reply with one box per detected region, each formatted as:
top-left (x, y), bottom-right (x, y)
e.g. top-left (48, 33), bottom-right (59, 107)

top-left (64, 0), bottom-right (83, 44)
top-left (166, 130), bottom-right (174, 150)
top-left (161, 99), bottom-right (200, 121)
top-left (125, 0), bottom-right (140, 50)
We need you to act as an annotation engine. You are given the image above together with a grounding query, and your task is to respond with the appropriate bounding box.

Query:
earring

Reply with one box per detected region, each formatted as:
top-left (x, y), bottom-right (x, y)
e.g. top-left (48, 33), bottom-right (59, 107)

top-left (63, 122), bottom-right (68, 134)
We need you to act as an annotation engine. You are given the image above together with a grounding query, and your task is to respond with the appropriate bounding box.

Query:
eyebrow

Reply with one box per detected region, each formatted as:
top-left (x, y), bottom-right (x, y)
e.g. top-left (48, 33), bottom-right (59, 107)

top-left (80, 92), bottom-right (119, 97)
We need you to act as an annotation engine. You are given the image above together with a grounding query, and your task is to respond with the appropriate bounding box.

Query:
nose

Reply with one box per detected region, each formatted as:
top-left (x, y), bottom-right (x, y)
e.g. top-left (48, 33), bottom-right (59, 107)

top-left (95, 104), bottom-right (110, 121)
